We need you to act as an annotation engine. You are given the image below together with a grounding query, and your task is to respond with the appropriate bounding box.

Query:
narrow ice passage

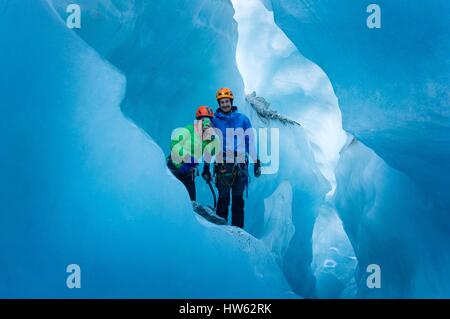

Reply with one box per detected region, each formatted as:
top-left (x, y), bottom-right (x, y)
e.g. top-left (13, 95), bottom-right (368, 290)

top-left (231, 0), bottom-right (356, 298)
top-left (262, 0), bottom-right (450, 298)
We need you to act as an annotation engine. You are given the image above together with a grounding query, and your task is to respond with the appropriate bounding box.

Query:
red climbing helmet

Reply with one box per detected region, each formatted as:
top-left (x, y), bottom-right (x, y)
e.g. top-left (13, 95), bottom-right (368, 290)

top-left (196, 106), bottom-right (214, 119)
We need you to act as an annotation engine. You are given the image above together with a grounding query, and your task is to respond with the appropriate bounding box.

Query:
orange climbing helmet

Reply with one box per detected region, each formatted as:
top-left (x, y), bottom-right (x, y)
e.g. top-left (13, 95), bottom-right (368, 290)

top-left (196, 106), bottom-right (214, 119)
top-left (216, 87), bottom-right (234, 101)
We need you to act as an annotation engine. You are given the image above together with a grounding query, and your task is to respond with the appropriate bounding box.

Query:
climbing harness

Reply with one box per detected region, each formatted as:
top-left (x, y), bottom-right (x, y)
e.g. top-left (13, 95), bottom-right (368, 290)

top-left (213, 155), bottom-right (250, 198)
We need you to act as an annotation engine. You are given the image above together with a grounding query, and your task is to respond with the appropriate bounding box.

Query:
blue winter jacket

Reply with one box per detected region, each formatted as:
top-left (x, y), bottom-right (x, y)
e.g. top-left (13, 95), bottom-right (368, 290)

top-left (212, 106), bottom-right (254, 159)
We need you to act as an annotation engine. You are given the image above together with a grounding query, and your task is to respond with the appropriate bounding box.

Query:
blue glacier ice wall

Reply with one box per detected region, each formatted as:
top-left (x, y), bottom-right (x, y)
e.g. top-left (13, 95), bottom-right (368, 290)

top-left (242, 99), bottom-right (330, 297)
top-left (335, 138), bottom-right (450, 297)
top-left (267, 0), bottom-right (450, 210)
top-left (0, 0), bottom-right (295, 298)
top-left (265, 0), bottom-right (450, 297)
top-left (51, 0), bottom-right (335, 297)
top-left (50, 0), bottom-right (245, 154)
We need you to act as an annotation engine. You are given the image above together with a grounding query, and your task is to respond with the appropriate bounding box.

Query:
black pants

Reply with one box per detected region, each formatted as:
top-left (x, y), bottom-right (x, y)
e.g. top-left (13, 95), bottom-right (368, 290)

top-left (167, 159), bottom-right (196, 201)
top-left (215, 163), bottom-right (248, 228)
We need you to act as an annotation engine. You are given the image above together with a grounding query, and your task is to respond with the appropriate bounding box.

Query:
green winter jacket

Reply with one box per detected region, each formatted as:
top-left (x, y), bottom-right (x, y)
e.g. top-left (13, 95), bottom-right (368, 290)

top-left (170, 124), bottom-right (219, 173)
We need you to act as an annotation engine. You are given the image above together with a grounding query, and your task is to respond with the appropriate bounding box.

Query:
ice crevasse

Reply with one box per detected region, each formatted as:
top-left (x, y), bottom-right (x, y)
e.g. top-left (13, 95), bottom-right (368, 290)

top-left (46, 0), bottom-right (334, 299)
top-left (1, 0), bottom-right (449, 299)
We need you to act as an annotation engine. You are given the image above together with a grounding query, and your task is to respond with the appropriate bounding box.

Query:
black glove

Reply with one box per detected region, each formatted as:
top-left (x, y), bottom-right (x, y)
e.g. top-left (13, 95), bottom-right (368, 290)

top-left (202, 165), bottom-right (212, 183)
top-left (254, 159), bottom-right (261, 178)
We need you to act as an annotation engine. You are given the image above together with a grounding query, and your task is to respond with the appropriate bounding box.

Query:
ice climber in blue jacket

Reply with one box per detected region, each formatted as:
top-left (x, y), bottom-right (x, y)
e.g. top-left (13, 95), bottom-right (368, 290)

top-left (201, 88), bottom-right (261, 229)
